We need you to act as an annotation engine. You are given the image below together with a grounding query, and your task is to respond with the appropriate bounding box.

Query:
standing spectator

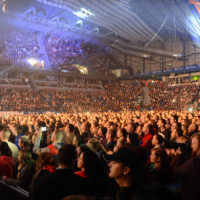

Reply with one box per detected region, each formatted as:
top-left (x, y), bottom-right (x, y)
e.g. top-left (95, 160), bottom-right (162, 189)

top-left (0, 128), bottom-right (19, 164)
top-left (30, 152), bottom-right (56, 200)
top-left (141, 124), bottom-right (154, 150)
top-left (33, 129), bottom-right (64, 155)
top-left (0, 142), bottom-right (14, 178)
top-left (105, 128), bottom-right (117, 151)
top-left (174, 133), bottom-right (200, 200)
top-left (10, 125), bottom-right (23, 150)
top-left (32, 144), bottom-right (90, 200)
top-left (157, 119), bottom-right (171, 140)
top-left (3, 150), bottom-right (35, 191)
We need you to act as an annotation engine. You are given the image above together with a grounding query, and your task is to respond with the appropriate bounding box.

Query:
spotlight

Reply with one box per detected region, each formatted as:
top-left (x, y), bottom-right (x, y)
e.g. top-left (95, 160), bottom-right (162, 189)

top-left (27, 58), bottom-right (37, 66)
top-left (73, 8), bottom-right (94, 19)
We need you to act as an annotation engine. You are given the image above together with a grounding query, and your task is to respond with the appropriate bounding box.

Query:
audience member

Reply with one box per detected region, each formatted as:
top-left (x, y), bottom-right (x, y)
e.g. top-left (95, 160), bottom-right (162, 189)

top-left (0, 142), bottom-right (14, 178)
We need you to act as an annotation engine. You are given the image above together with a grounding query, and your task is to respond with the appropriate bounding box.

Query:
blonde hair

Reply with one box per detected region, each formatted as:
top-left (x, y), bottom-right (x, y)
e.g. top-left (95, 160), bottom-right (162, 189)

top-left (18, 150), bottom-right (34, 165)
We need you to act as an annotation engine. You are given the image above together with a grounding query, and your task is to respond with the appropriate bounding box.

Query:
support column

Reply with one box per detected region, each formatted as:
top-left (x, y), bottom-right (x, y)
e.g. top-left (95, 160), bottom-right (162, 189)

top-left (142, 58), bottom-right (145, 73)
top-left (183, 41), bottom-right (186, 68)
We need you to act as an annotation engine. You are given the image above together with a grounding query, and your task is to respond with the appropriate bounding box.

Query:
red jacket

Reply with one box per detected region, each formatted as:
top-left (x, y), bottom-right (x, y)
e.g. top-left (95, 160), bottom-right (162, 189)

top-left (141, 133), bottom-right (153, 150)
top-left (48, 144), bottom-right (59, 155)
top-left (0, 156), bottom-right (14, 178)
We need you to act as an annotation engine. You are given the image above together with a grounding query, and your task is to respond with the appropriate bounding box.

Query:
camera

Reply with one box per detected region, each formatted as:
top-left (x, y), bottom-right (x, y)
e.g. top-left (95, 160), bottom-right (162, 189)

top-left (41, 127), bottom-right (47, 132)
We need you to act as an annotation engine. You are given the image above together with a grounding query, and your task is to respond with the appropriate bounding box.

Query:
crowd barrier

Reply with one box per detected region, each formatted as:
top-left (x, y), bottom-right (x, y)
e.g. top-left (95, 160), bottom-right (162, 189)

top-left (0, 180), bottom-right (28, 200)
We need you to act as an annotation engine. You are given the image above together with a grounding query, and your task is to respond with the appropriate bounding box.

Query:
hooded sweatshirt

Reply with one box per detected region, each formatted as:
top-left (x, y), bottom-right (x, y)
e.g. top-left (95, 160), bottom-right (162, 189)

top-left (0, 155), bottom-right (14, 178)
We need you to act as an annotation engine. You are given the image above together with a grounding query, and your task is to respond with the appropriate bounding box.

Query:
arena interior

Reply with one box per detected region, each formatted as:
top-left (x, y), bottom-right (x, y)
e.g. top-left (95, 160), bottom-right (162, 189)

top-left (0, 0), bottom-right (200, 200)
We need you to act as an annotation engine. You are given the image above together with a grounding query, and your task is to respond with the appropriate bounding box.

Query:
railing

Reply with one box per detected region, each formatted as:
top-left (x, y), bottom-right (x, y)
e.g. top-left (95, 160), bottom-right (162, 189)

top-left (0, 180), bottom-right (28, 200)
top-left (0, 84), bottom-right (104, 92)
top-left (168, 81), bottom-right (200, 87)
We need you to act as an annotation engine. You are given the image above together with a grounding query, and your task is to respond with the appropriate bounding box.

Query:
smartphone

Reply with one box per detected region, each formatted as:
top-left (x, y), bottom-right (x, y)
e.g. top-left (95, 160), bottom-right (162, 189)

top-left (41, 127), bottom-right (47, 132)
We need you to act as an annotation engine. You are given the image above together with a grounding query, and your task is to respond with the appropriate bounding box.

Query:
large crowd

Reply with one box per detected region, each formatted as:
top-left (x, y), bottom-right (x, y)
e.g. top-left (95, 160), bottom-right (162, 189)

top-left (0, 88), bottom-right (107, 112)
top-left (82, 44), bottom-right (120, 75)
top-left (149, 82), bottom-right (200, 110)
top-left (1, 26), bottom-right (200, 200)
top-left (0, 29), bottom-right (41, 67)
top-left (44, 35), bottom-right (81, 72)
top-left (0, 79), bottom-right (199, 199)
top-left (0, 28), bottom-right (120, 74)
top-left (104, 80), bottom-right (144, 110)
top-left (0, 110), bottom-right (200, 200)
top-left (0, 79), bottom-right (199, 112)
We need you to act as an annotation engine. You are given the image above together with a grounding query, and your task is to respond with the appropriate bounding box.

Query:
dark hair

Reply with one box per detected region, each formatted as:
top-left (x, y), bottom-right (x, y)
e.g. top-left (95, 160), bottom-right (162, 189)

top-left (0, 125), bottom-right (5, 132)
top-left (151, 147), bottom-right (171, 183)
top-left (152, 148), bottom-right (169, 170)
top-left (160, 119), bottom-right (166, 126)
top-left (85, 122), bottom-right (91, 132)
top-left (37, 121), bottom-right (46, 128)
top-left (100, 126), bottom-right (107, 136)
top-left (56, 121), bottom-right (63, 129)
top-left (156, 134), bottom-right (164, 145)
top-left (16, 125), bottom-right (23, 136)
top-left (68, 124), bottom-right (74, 133)
top-left (172, 115), bottom-right (178, 122)
top-left (22, 124), bottom-right (29, 135)
top-left (108, 128), bottom-right (117, 140)
top-left (177, 127), bottom-right (183, 137)
top-left (119, 128), bottom-right (127, 137)
top-left (108, 121), bottom-right (114, 127)
top-left (49, 123), bottom-right (55, 132)
top-left (128, 123), bottom-right (137, 133)
top-left (148, 124), bottom-right (155, 135)
top-left (58, 144), bottom-right (77, 167)
top-left (0, 142), bottom-right (12, 157)
top-left (74, 127), bottom-right (80, 136)
top-left (79, 146), bottom-right (104, 180)
top-left (128, 133), bottom-right (139, 147)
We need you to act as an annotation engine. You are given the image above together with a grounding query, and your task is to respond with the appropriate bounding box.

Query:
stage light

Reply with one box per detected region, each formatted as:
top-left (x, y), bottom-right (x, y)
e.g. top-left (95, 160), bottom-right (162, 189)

top-left (187, 13), bottom-right (200, 46)
top-left (27, 58), bottom-right (37, 66)
top-left (27, 58), bottom-right (45, 69)
top-left (73, 8), bottom-right (94, 19)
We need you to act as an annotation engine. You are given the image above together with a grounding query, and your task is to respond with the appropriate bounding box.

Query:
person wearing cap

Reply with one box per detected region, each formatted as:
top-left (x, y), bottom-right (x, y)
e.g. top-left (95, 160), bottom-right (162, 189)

top-left (105, 148), bottom-right (176, 200)
top-left (105, 148), bottom-right (146, 200)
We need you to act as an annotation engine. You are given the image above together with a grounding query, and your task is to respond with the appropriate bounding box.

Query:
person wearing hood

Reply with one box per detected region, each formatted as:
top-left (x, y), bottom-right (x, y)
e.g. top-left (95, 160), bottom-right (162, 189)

top-left (0, 142), bottom-right (14, 178)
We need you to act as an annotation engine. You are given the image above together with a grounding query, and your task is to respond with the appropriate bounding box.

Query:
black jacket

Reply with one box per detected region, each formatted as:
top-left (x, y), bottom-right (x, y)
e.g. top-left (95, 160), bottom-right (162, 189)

top-left (30, 168), bottom-right (90, 200)
top-left (109, 180), bottom-right (176, 200)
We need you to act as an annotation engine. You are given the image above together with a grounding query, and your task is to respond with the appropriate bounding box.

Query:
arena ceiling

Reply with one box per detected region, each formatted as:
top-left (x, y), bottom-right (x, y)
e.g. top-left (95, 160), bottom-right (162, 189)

top-left (33, 0), bottom-right (192, 43)
top-left (1, 0), bottom-right (200, 57)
